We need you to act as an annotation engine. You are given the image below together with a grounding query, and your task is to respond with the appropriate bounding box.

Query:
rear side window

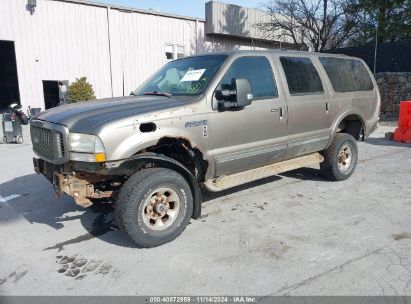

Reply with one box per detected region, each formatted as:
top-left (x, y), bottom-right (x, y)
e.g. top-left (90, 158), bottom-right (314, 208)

top-left (219, 56), bottom-right (278, 99)
top-left (280, 57), bottom-right (324, 95)
top-left (319, 57), bottom-right (374, 92)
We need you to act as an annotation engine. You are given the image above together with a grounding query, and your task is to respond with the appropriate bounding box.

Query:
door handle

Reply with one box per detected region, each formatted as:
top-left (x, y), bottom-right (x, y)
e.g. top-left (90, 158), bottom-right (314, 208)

top-left (271, 107), bottom-right (286, 120)
top-left (326, 102), bottom-right (330, 112)
top-left (279, 107), bottom-right (285, 120)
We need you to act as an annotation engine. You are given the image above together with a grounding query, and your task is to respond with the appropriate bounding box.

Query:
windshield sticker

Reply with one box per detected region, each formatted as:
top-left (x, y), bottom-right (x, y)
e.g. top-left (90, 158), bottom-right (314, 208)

top-left (180, 69), bottom-right (206, 82)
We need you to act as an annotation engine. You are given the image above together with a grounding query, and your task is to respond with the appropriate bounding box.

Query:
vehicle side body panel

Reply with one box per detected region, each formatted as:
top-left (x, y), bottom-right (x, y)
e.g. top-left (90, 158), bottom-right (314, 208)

top-left (31, 50), bottom-right (380, 182)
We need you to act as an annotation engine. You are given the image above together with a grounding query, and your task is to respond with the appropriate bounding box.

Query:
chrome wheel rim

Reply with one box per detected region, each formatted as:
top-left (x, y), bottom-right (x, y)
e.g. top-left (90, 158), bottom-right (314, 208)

top-left (142, 188), bottom-right (181, 231)
top-left (338, 144), bottom-right (352, 172)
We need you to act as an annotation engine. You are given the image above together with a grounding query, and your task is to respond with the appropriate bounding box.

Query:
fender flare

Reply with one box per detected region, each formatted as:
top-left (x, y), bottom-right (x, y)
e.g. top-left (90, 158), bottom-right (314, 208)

top-left (327, 111), bottom-right (366, 147)
top-left (100, 153), bottom-right (202, 219)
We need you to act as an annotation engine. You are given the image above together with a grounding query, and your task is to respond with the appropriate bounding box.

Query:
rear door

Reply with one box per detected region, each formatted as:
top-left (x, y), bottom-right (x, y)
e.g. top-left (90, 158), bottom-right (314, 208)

top-left (276, 55), bottom-right (331, 158)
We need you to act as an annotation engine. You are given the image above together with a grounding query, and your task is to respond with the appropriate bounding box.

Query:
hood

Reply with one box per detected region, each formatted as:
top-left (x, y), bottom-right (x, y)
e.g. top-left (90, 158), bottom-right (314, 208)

top-left (34, 95), bottom-right (184, 133)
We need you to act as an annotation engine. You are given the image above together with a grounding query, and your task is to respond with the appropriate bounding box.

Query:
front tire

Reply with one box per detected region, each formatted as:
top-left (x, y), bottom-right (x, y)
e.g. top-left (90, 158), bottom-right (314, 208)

top-left (320, 133), bottom-right (358, 181)
top-left (115, 168), bottom-right (193, 248)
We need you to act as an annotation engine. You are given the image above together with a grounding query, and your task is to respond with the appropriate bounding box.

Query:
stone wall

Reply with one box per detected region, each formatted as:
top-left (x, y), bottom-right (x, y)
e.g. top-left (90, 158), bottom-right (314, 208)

top-left (376, 72), bottom-right (411, 119)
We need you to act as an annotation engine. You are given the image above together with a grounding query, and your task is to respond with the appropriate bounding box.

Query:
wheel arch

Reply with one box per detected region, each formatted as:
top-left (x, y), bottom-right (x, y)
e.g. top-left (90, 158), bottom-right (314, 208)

top-left (100, 153), bottom-right (202, 219)
top-left (327, 112), bottom-right (366, 147)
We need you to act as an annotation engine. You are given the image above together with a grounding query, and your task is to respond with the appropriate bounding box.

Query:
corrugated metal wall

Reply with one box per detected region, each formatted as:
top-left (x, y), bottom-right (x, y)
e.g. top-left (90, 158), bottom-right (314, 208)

top-left (0, 0), bottom-right (288, 111)
top-left (205, 1), bottom-right (293, 44)
top-left (0, 0), bottom-right (112, 110)
top-left (108, 8), bottom-right (198, 97)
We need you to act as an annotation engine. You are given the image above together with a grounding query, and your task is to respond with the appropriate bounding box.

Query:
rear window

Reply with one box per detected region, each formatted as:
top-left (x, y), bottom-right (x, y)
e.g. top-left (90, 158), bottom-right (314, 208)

top-left (280, 57), bottom-right (324, 95)
top-left (319, 57), bottom-right (374, 92)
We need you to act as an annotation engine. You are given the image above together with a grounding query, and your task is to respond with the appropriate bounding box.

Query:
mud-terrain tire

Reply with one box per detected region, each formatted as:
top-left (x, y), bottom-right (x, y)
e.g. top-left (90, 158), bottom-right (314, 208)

top-left (115, 168), bottom-right (193, 248)
top-left (320, 133), bottom-right (358, 181)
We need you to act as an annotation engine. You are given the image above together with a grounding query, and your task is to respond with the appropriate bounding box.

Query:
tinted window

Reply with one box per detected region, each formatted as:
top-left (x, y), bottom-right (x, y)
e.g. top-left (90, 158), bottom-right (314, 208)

top-left (219, 56), bottom-right (277, 99)
top-left (319, 57), bottom-right (374, 92)
top-left (280, 57), bottom-right (324, 95)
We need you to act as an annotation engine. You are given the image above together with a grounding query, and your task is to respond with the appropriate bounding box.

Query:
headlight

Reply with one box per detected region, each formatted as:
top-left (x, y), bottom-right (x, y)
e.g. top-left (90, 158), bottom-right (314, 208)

top-left (68, 133), bottom-right (106, 162)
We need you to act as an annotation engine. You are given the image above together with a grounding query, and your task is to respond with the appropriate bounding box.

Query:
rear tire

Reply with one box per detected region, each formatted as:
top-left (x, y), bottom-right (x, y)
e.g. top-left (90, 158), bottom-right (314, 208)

top-left (115, 168), bottom-right (193, 248)
top-left (320, 133), bottom-right (358, 181)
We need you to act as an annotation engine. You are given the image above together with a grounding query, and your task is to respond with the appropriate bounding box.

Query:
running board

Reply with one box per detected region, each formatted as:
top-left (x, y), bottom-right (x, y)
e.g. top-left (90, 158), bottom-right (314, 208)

top-left (204, 153), bottom-right (324, 192)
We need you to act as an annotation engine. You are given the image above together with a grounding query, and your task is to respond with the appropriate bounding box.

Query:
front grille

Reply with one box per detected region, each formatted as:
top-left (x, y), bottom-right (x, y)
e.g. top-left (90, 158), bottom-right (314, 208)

top-left (31, 125), bottom-right (65, 161)
top-left (56, 132), bottom-right (65, 158)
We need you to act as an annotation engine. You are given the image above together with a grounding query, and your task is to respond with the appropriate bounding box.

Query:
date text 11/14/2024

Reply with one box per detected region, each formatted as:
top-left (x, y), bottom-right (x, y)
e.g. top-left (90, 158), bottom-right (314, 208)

top-left (148, 296), bottom-right (257, 303)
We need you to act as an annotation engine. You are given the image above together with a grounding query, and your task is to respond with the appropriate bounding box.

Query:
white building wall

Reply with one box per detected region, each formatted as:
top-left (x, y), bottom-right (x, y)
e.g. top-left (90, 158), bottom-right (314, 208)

top-left (0, 0), bottom-right (290, 111)
top-left (108, 8), bottom-right (198, 97)
top-left (0, 0), bottom-right (112, 110)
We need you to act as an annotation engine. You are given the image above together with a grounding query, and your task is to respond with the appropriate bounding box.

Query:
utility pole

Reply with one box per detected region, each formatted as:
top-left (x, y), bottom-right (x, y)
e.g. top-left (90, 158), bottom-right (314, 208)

top-left (373, 23), bottom-right (378, 75)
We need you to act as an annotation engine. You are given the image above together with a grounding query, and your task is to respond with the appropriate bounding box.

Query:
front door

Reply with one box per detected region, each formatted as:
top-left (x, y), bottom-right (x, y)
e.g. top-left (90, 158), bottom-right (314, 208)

top-left (209, 55), bottom-right (288, 177)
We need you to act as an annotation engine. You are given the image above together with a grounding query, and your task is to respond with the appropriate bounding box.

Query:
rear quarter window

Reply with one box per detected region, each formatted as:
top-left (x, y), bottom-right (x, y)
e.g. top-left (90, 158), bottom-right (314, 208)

top-left (319, 57), bottom-right (374, 92)
top-left (280, 57), bottom-right (324, 95)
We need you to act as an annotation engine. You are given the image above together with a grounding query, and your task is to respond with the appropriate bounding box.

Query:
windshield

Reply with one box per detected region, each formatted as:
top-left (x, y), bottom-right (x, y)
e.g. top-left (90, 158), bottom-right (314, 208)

top-left (134, 55), bottom-right (228, 97)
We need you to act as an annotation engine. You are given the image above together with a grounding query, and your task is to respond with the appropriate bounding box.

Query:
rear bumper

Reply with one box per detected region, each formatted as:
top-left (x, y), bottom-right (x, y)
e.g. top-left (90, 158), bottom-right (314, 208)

top-left (33, 157), bottom-right (114, 207)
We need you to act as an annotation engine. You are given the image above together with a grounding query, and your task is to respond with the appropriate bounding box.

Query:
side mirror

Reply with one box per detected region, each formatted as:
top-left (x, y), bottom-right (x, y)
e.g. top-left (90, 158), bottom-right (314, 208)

top-left (233, 78), bottom-right (253, 108)
top-left (215, 78), bottom-right (253, 110)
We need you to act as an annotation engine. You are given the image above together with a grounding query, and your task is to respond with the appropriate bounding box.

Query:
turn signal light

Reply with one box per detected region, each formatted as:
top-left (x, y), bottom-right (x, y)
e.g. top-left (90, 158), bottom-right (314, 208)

top-left (95, 153), bottom-right (106, 162)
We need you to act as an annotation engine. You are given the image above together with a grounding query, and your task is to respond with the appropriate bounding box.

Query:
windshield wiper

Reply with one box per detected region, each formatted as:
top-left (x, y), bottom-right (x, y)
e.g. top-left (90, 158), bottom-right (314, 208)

top-left (143, 91), bottom-right (172, 98)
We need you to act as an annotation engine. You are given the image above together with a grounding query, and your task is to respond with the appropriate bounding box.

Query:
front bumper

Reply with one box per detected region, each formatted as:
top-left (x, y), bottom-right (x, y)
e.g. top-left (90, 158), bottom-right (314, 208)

top-left (33, 157), bottom-right (115, 207)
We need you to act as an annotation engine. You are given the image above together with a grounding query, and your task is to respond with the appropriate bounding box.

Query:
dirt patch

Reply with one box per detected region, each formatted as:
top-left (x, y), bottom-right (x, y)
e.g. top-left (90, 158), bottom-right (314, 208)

top-left (97, 263), bottom-right (113, 275)
top-left (56, 255), bottom-right (119, 280)
top-left (392, 232), bottom-right (411, 241)
top-left (13, 270), bottom-right (28, 283)
top-left (261, 241), bottom-right (291, 259)
top-left (0, 269), bottom-right (29, 285)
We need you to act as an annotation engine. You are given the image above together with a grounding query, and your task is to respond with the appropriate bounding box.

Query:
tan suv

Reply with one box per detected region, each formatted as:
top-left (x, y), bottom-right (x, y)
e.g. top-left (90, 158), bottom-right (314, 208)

top-left (30, 50), bottom-right (380, 247)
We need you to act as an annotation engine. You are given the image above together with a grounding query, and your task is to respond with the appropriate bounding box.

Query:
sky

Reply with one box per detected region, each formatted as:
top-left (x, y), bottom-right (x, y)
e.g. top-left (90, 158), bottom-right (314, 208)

top-left (94, 0), bottom-right (263, 18)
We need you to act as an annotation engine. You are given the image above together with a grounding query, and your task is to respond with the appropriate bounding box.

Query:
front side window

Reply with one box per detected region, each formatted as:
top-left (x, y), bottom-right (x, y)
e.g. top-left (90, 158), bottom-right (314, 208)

top-left (319, 57), bottom-right (374, 92)
top-left (218, 56), bottom-right (278, 99)
top-left (135, 55), bottom-right (228, 97)
top-left (280, 57), bottom-right (324, 95)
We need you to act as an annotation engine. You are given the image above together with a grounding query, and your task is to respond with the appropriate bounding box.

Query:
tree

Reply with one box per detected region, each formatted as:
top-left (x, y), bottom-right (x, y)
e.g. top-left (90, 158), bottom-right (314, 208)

top-left (258, 0), bottom-right (362, 52)
top-left (68, 77), bottom-right (96, 102)
top-left (357, 0), bottom-right (411, 43)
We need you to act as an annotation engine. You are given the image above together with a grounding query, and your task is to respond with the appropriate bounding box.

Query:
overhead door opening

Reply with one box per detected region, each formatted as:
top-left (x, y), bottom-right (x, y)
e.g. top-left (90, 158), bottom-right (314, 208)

top-left (0, 40), bottom-right (20, 111)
